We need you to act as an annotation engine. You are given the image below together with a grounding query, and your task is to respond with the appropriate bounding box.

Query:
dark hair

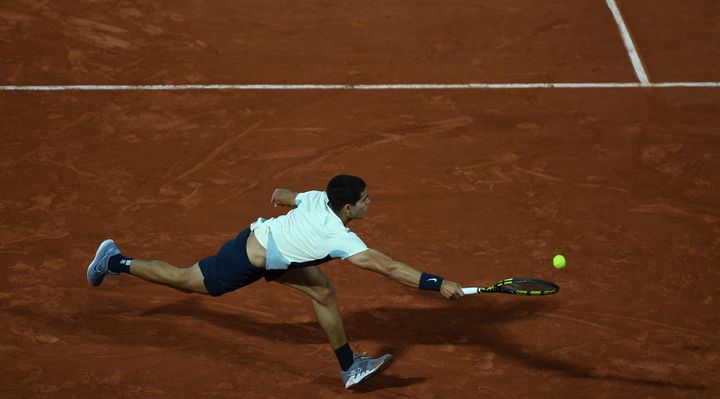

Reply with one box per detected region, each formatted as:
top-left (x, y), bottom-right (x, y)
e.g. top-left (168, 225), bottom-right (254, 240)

top-left (326, 175), bottom-right (366, 213)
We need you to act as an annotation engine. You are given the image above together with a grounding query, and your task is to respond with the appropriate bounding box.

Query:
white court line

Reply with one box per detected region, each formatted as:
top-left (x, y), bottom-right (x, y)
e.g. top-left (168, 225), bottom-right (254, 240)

top-left (1, 82), bottom-right (720, 91)
top-left (605, 0), bottom-right (650, 85)
top-left (654, 82), bottom-right (720, 88)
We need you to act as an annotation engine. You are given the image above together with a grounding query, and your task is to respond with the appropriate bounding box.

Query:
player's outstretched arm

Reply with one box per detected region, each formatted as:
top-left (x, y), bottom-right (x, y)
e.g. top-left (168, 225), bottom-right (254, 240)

top-left (271, 188), bottom-right (298, 207)
top-left (347, 249), bottom-right (464, 299)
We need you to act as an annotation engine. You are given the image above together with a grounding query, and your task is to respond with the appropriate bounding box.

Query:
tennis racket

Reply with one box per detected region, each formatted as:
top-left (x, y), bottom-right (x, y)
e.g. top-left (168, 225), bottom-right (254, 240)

top-left (462, 278), bottom-right (559, 296)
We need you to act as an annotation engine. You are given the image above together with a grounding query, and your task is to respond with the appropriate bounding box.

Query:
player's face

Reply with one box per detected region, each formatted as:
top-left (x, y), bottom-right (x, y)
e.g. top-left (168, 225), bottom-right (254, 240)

top-left (349, 189), bottom-right (370, 219)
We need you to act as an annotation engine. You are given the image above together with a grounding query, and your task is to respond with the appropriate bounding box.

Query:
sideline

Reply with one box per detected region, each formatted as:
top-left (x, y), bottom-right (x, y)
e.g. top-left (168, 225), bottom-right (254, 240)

top-left (605, 0), bottom-right (650, 85)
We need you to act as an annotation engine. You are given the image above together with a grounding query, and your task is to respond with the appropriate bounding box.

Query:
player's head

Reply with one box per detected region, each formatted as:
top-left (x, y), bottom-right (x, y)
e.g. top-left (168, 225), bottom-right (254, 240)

top-left (326, 175), bottom-right (370, 220)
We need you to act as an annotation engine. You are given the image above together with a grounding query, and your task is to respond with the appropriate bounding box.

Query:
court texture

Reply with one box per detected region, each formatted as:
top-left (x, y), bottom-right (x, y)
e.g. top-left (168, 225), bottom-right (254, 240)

top-left (1, 1), bottom-right (719, 398)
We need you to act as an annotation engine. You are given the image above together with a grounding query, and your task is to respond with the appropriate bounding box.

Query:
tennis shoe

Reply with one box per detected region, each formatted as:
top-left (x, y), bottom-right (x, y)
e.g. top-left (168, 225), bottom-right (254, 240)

top-left (341, 352), bottom-right (393, 389)
top-left (86, 239), bottom-right (120, 287)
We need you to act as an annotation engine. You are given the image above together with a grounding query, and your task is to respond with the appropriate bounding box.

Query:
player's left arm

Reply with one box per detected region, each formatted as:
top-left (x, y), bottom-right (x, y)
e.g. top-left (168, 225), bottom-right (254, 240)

top-left (271, 188), bottom-right (298, 207)
top-left (347, 249), bottom-right (464, 299)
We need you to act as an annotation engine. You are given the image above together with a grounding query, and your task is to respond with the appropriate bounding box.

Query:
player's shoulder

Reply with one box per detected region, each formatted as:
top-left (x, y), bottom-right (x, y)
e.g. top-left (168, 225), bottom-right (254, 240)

top-left (295, 190), bottom-right (326, 206)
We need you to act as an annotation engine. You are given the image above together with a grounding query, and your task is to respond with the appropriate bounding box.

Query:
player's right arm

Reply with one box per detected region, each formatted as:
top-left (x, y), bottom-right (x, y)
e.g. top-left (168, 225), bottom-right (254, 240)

top-left (347, 249), bottom-right (463, 299)
top-left (271, 188), bottom-right (298, 207)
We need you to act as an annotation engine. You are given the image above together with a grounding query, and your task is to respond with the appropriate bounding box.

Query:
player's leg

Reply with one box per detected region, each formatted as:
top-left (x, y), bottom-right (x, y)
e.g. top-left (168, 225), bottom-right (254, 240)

top-left (276, 266), bottom-right (347, 348)
top-left (276, 266), bottom-right (392, 389)
top-left (86, 239), bottom-right (208, 294)
top-left (130, 260), bottom-right (208, 294)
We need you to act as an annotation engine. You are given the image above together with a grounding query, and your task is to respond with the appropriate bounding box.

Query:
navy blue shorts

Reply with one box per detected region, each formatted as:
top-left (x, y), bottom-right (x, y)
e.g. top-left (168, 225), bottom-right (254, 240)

top-left (199, 228), bottom-right (283, 296)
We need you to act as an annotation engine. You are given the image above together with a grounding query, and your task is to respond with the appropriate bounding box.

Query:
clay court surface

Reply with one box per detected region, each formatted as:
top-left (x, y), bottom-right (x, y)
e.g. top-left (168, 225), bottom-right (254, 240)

top-left (2, 1), bottom-right (720, 398)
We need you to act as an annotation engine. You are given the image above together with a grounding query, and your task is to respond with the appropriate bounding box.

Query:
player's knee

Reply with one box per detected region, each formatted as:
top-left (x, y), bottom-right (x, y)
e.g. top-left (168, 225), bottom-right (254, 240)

top-left (171, 266), bottom-right (194, 288)
top-left (313, 280), bottom-right (336, 305)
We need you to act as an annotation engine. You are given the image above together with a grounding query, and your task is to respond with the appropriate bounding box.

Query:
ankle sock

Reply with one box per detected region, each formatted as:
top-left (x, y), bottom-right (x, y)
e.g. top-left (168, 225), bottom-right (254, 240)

top-left (335, 342), bottom-right (354, 371)
top-left (108, 254), bottom-right (133, 274)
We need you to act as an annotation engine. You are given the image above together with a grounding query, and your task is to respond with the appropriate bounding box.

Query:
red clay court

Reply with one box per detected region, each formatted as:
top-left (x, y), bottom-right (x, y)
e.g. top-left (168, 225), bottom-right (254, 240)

top-left (1, 1), bottom-right (719, 398)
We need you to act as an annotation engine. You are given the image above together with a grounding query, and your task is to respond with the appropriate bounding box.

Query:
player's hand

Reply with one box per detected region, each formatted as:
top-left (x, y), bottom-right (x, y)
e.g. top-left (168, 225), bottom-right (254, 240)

top-left (271, 188), bottom-right (297, 208)
top-left (270, 188), bottom-right (283, 207)
top-left (440, 280), bottom-right (464, 300)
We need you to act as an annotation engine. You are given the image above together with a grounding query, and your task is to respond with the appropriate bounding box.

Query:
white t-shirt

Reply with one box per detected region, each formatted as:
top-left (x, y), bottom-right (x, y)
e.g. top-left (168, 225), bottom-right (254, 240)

top-left (250, 190), bottom-right (368, 270)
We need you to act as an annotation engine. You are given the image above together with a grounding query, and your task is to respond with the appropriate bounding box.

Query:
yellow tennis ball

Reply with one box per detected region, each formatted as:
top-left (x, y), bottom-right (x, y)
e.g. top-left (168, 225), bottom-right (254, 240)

top-left (553, 254), bottom-right (566, 269)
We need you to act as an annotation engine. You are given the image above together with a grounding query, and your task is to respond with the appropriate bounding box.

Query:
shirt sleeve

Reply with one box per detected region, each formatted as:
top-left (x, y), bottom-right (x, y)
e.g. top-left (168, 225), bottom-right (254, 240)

top-left (327, 232), bottom-right (368, 260)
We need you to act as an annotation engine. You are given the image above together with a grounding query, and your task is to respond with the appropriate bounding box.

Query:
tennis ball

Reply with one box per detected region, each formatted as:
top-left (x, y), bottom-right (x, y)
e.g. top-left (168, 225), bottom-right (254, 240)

top-left (553, 254), bottom-right (566, 269)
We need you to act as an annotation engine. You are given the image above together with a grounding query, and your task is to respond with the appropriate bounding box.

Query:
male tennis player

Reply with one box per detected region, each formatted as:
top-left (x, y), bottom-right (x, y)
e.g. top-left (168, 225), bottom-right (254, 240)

top-left (86, 175), bottom-right (464, 389)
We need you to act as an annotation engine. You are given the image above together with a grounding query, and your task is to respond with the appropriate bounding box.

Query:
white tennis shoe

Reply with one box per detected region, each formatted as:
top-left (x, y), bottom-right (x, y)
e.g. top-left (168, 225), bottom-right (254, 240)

top-left (86, 239), bottom-right (120, 287)
top-left (341, 352), bottom-right (393, 389)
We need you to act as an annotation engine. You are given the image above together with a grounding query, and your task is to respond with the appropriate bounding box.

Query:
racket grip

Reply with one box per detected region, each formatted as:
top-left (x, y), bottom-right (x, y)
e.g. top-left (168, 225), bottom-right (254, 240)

top-left (461, 287), bottom-right (481, 295)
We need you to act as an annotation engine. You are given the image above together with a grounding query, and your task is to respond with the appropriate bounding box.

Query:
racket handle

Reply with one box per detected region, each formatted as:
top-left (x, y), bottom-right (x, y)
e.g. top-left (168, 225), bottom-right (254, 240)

top-left (461, 287), bottom-right (482, 295)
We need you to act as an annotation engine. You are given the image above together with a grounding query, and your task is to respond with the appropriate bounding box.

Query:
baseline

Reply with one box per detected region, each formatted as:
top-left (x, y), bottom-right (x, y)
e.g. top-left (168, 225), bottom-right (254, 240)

top-left (2, 82), bottom-right (720, 91)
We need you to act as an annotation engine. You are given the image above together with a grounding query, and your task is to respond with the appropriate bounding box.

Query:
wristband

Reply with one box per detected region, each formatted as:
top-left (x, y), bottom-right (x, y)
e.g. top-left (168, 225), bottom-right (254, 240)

top-left (419, 272), bottom-right (444, 291)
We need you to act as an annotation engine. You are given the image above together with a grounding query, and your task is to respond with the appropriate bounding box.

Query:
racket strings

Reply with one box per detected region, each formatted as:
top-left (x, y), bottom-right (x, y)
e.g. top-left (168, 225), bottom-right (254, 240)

top-left (499, 279), bottom-right (559, 295)
top-left (478, 278), bottom-right (559, 295)
top-left (511, 282), bottom-right (554, 291)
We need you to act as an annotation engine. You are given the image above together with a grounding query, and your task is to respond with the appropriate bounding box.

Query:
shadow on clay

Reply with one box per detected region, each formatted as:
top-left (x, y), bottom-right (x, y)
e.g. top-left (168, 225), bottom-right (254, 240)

top-left (310, 373), bottom-right (426, 393)
top-left (10, 294), bottom-right (705, 392)
top-left (351, 374), bottom-right (427, 393)
top-left (139, 298), bottom-right (707, 391)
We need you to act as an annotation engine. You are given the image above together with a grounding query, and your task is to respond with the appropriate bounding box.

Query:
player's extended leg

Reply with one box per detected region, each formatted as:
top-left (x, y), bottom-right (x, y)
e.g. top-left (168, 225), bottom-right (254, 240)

top-left (276, 266), bottom-right (392, 389)
top-left (130, 260), bottom-right (208, 294)
top-left (86, 239), bottom-right (208, 294)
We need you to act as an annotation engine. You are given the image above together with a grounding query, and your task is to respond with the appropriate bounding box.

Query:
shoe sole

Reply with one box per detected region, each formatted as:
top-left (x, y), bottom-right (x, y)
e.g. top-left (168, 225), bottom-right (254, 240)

top-left (86, 239), bottom-right (117, 287)
top-left (345, 355), bottom-right (393, 389)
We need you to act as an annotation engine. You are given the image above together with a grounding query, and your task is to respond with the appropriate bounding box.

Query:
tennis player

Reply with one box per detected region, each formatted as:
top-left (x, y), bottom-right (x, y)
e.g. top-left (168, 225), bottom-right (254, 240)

top-left (86, 174), bottom-right (464, 389)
